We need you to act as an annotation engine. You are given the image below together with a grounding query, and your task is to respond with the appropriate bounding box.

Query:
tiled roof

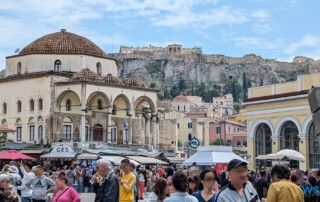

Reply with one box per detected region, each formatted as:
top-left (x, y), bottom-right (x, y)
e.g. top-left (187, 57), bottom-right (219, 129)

top-left (69, 69), bottom-right (147, 88)
top-left (102, 74), bottom-right (121, 85)
top-left (70, 68), bottom-right (102, 82)
top-left (244, 89), bottom-right (309, 103)
top-left (0, 126), bottom-right (15, 132)
top-left (122, 77), bottom-right (147, 88)
top-left (19, 29), bottom-right (107, 58)
top-left (173, 96), bottom-right (188, 102)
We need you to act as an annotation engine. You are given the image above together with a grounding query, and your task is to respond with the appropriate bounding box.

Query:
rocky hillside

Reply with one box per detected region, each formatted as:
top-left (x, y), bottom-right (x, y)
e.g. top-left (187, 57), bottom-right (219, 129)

top-left (109, 52), bottom-right (320, 93)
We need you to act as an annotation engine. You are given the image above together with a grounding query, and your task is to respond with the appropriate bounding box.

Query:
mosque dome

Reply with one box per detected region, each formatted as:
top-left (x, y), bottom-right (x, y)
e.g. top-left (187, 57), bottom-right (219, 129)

top-left (102, 74), bottom-right (122, 85)
top-left (19, 29), bottom-right (107, 58)
top-left (70, 68), bottom-right (102, 82)
top-left (122, 77), bottom-right (147, 88)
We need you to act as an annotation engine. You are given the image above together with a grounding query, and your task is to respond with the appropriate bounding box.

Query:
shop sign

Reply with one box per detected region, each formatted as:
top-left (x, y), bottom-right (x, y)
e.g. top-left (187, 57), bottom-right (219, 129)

top-left (189, 137), bottom-right (200, 149)
top-left (54, 145), bottom-right (70, 153)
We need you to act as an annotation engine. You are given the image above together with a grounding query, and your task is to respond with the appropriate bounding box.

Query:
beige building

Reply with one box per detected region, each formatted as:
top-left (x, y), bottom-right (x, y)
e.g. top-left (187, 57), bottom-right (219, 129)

top-left (212, 93), bottom-right (234, 117)
top-left (0, 29), bottom-right (162, 150)
top-left (244, 73), bottom-right (320, 170)
top-left (171, 96), bottom-right (203, 112)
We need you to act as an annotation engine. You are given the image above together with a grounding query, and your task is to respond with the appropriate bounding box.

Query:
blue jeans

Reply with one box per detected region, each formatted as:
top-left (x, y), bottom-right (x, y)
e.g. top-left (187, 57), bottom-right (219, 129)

top-left (21, 197), bottom-right (32, 202)
top-left (77, 179), bottom-right (81, 193)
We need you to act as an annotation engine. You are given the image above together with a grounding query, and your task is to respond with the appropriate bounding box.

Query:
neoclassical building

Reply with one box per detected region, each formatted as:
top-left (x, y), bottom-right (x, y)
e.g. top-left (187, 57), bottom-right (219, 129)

top-left (244, 72), bottom-right (320, 170)
top-left (0, 29), bottom-right (160, 150)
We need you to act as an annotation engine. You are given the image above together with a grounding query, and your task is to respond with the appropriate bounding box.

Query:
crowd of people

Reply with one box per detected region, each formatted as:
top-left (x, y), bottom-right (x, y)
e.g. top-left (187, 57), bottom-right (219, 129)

top-left (0, 158), bottom-right (319, 201)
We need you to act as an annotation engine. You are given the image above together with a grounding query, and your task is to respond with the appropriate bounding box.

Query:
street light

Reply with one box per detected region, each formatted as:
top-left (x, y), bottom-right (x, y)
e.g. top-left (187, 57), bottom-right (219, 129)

top-left (187, 133), bottom-right (192, 158)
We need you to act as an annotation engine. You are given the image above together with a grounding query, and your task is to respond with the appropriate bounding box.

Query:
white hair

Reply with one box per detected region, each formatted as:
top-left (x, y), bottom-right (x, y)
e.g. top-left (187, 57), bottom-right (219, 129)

top-left (97, 158), bottom-right (113, 171)
top-left (0, 174), bottom-right (8, 183)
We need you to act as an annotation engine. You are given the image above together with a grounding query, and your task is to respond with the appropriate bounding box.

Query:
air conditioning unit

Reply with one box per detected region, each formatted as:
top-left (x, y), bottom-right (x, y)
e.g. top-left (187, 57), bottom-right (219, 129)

top-left (89, 143), bottom-right (96, 149)
top-left (73, 142), bottom-right (82, 149)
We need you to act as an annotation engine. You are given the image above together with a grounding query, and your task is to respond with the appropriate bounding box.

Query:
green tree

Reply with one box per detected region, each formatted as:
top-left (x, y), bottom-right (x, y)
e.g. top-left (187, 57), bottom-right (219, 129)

top-left (243, 72), bottom-right (247, 99)
top-left (178, 78), bottom-right (187, 92)
top-left (260, 78), bottom-right (263, 86)
top-left (224, 79), bottom-right (243, 102)
top-left (234, 102), bottom-right (244, 113)
top-left (150, 82), bottom-right (157, 88)
top-left (169, 85), bottom-right (181, 98)
top-left (210, 139), bottom-right (224, 145)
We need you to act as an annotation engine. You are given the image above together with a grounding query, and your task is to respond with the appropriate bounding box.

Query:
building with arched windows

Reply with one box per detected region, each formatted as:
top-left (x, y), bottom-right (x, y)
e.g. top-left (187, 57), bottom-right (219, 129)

top-left (244, 72), bottom-right (320, 170)
top-left (0, 29), bottom-right (161, 151)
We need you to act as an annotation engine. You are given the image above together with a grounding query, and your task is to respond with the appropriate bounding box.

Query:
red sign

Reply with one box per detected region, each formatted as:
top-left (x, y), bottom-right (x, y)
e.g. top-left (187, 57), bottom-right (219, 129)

top-left (215, 163), bottom-right (228, 175)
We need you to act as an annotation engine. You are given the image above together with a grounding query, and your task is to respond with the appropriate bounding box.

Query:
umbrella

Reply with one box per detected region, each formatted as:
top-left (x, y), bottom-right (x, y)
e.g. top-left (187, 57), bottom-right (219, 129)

top-left (0, 150), bottom-right (35, 160)
top-left (255, 154), bottom-right (280, 160)
top-left (275, 149), bottom-right (306, 162)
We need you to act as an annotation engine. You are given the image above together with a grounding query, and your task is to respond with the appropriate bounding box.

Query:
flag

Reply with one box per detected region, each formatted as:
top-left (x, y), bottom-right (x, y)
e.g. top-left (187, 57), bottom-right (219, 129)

top-left (123, 118), bottom-right (128, 131)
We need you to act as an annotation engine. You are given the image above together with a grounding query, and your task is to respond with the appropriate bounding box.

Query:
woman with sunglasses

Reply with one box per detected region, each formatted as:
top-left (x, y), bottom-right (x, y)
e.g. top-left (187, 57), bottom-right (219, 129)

top-left (192, 168), bottom-right (218, 202)
top-left (51, 172), bottom-right (81, 202)
top-left (0, 174), bottom-right (17, 202)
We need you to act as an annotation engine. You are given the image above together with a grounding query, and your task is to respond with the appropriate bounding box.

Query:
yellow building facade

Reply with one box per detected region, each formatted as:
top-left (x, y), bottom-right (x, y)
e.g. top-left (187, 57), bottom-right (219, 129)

top-left (244, 73), bottom-right (320, 170)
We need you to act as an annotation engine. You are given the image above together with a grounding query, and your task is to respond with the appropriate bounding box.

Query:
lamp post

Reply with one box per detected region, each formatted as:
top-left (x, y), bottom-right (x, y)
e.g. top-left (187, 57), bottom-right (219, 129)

top-left (125, 128), bottom-right (129, 147)
top-left (187, 133), bottom-right (191, 158)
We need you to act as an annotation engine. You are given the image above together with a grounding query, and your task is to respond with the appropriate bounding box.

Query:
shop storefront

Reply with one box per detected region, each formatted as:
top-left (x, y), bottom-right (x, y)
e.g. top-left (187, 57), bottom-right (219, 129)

top-left (40, 144), bottom-right (76, 168)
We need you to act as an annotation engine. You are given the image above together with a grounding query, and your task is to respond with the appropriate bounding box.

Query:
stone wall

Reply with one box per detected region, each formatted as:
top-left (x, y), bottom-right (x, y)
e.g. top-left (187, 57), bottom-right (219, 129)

top-left (158, 119), bottom-right (177, 151)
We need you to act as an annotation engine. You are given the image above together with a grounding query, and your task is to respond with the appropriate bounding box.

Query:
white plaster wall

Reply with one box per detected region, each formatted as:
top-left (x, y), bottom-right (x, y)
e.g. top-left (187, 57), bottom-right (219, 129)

top-left (6, 54), bottom-right (117, 76)
top-left (0, 76), bottom-right (53, 143)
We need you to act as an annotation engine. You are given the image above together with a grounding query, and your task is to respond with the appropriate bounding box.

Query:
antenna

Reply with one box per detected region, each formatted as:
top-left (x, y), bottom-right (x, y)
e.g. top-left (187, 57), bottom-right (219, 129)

top-left (112, 35), bottom-right (114, 53)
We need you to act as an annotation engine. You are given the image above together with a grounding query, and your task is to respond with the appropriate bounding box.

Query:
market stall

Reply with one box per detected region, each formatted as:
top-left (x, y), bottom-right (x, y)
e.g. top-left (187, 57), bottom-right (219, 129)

top-left (126, 156), bottom-right (168, 165)
top-left (40, 144), bottom-right (76, 168)
top-left (99, 155), bottom-right (140, 167)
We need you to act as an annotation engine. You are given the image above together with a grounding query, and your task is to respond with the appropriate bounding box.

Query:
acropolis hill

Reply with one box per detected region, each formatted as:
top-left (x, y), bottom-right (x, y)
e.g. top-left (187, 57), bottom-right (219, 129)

top-left (108, 44), bottom-right (320, 89)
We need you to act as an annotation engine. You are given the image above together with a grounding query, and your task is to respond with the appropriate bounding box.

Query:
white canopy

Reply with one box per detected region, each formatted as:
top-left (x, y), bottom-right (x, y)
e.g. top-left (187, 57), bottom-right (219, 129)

top-left (40, 144), bottom-right (76, 158)
top-left (126, 156), bottom-right (168, 165)
top-left (183, 146), bottom-right (248, 166)
top-left (256, 149), bottom-right (306, 162)
top-left (100, 156), bottom-right (140, 166)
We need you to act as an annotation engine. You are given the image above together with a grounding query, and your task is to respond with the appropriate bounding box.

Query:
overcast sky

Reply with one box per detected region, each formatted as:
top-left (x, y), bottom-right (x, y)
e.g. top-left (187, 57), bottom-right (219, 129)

top-left (1, 0), bottom-right (320, 70)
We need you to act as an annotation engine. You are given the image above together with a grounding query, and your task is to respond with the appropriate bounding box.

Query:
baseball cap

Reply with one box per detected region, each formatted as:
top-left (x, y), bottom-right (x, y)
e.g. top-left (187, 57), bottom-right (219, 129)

top-left (227, 159), bottom-right (248, 171)
top-left (8, 166), bottom-right (17, 173)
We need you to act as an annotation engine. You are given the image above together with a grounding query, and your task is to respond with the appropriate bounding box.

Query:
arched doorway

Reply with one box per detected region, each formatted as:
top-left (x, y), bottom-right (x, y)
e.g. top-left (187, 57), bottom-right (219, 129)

top-left (93, 124), bottom-right (103, 141)
top-left (255, 123), bottom-right (272, 168)
top-left (280, 121), bottom-right (299, 168)
top-left (309, 123), bottom-right (320, 168)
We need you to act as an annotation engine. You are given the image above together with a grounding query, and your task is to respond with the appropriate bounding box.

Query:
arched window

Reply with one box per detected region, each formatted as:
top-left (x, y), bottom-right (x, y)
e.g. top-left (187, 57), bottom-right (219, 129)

top-left (280, 121), bottom-right (299, 168)
top-left (309, 123), bottom-right (320, 168)
top-left (17, 100), bottom-right (22, 112)
top-left (97, 99), bottom-right (103, 110)
top-left (17, 62), bottom-right (21, 75)
top-left (54, 60), bottom-right (61, 71)
top-left (38, 98), bottom-right (43, 110)
top-left (255, 123), bottom-right (272, 168)
top-left (66, 99), bottom-right (71, 111)
top-left (38, 125), bottom-right (43, 140)
top-left (2, 103), bottom-right (7, 114)
top-left (96, 62), bottom-right (102, 76)
top-left (30, 99), bottom-right (34, 111)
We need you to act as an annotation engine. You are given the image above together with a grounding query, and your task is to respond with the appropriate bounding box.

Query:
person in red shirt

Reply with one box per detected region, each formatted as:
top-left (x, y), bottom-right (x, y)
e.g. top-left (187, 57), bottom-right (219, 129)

top-left (158, 167), bottom-right (164, 178)
top-left (51, 171), bottom-right (80, 202)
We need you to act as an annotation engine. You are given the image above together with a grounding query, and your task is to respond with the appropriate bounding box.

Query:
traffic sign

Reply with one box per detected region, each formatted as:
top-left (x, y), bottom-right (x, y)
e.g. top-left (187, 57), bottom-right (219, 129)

top-left (189, 137), bottom-right (200, 149)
